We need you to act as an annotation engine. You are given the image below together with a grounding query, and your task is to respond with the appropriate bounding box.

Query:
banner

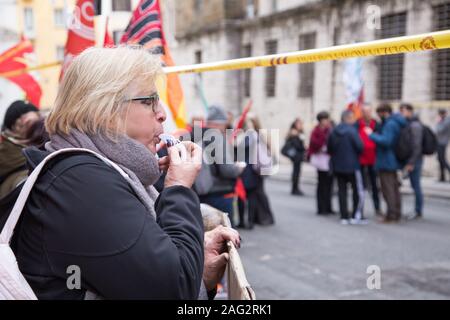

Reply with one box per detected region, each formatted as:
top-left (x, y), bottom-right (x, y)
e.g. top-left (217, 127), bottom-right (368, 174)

top-left (0, 37), bottom-right (42, 107)
top-left (60, 0), bottom-right (96, 80)
top-left (121, 0), bottom-right (187, 128)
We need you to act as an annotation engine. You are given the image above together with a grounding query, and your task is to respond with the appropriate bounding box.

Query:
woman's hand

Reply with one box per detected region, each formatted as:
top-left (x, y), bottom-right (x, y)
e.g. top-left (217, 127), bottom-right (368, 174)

top-left (158, 156), bottom-right (170, 172)
top-left (164, 141), bottom-right (202, 188)
top-left (203, 225), bottom-right (241, 292)
top-left (363, 126), bottom-right (373, 135)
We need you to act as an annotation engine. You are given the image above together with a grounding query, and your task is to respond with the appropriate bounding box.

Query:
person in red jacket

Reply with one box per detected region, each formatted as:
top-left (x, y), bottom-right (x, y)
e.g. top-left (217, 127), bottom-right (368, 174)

top-left (356, 104), bottom-right (381, 216)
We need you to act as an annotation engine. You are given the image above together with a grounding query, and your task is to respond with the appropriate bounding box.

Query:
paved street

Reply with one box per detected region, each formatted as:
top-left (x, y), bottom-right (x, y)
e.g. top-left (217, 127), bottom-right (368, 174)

top-left (238, 179), bottom-right (450, 299)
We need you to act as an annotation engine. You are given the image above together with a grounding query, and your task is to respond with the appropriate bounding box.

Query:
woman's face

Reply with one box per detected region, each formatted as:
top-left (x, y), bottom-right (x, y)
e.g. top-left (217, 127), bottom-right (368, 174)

top-left (124, 87), bottom-right (167, 154)
top-left (320, 118), bottom-right (330, 128)
top-left (12, 111), bottom-right (40, 139)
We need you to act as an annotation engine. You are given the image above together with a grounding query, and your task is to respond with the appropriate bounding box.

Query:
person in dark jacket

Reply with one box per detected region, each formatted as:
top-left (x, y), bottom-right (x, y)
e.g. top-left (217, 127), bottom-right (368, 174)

top-left (308, 111), bottom-right (334, 215)
top-left (192, 105), bottom-right (244, 227)
top-left (328, 110), bottom-right (364, 224)
top-left (368, 104), bottom-right (407, 222)
top-left (0, 100), bottom-right (41, 198)
top-left (400, 103), bottom-right (424, 219)
top-left (356, 104), bottom-right (381, 216)
top-left (286, 118), bottom-right (306, 195)
top-left (8, 47), bottom-right (240, 300)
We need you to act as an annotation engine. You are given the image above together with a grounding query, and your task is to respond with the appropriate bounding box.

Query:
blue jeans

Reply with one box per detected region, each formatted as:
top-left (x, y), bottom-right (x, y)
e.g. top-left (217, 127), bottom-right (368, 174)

top-left (409, 159), bottom-right (423, 215)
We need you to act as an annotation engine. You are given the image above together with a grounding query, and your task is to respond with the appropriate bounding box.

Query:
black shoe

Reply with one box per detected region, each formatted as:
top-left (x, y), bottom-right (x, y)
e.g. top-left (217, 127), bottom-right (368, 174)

top-left (291, 189), bottom-right (304, 196)
top-left (406, 213), bottom-right (422, 221)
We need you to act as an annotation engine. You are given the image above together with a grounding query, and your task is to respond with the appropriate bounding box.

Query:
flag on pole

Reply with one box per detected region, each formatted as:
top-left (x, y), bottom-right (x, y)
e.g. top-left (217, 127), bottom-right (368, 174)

top-left (229, 100), bottom-right (253, 202)
top-left (60, 0), bottom-right (96, 80)
top-left (103, 17), bottom-right (115, 47)
top-left (0, 37), bottom-right (42, 107)
top-left (343, 58), bottom-right (364, 119)
top-left (230, 100), bottom-right (253, 143)
top-left (120, 0), bottom-right (187, 128)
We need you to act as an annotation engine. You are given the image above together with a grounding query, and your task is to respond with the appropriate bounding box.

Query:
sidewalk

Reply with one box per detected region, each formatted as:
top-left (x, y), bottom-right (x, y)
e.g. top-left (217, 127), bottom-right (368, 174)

top-left (269, 163), bottom-right (450, 200)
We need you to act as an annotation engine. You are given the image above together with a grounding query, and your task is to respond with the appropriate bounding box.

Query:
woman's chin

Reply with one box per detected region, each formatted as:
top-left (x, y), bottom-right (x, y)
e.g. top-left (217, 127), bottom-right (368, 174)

top-left (147, 143), bottom-right (157, 154)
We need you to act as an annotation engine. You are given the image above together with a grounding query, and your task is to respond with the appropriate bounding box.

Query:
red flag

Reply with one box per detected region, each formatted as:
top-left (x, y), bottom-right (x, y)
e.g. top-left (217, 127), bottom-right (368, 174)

top-left (0, 37), bottom-right (42, 106)
top-left (60, 0), bottom-right (96, 80)
top-left (120, 0), bottom-right (187, 128)
top-left (230, 100), bottom-right (253, 202)
top-left (235, 178), bottom-right (247, 201)
top-left (230, 100), bottom-right (253, 142)
top-left (103, 17), bottom-right (115, 47)
top-left (347, 88), bottom-right (364, 119)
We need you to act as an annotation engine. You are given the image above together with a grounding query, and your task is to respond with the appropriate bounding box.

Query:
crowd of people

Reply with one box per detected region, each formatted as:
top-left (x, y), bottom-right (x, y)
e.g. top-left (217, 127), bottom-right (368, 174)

top-left (158, 105), bottom-right (276, 230)
top-left (284, 103), bottom-right (450, 225)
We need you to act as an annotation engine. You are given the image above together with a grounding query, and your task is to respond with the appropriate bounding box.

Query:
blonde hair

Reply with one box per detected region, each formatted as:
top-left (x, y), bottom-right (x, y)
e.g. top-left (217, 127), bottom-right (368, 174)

top-left (46, 46), bottom-right (163, 138)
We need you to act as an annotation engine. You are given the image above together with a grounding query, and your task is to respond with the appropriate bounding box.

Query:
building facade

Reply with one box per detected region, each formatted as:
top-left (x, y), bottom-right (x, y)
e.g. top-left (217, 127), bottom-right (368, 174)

top-left (14, 0), bottom-right (76, 109)
top-left (168, 0), bottom-right (450, 172)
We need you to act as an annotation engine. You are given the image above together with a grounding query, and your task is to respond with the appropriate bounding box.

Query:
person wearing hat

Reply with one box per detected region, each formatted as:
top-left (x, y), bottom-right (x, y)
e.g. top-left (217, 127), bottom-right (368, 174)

top-left (0, 100), bottom-right (40, 198)
top-left (192, 105), bottom-right (245, 226)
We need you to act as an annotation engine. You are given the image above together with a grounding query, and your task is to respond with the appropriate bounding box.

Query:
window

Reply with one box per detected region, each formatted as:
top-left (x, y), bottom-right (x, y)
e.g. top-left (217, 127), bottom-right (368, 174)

top-left (377, 13), bottom-right (407, 101)
top-left (433, 3), bottom-right (450, 100)
top-left (195, 50), bottom-right (202, 64)
top-left (272, 0), bottom-right (277, 12)
top-left (56, 46), bottom-right (65, 61)
top-left (265, 40), bottom-right (277, 97)
top-left (243, 44), bottom-right (252, 97)
top-left (54, 8), bottom-right (65, 27)
top-left (195, 50), bottom-right (202, 79)
top-left (194, 0), bottom-right (202, 12)
top-left (23, 7), bottom-right (34, 38)
top-left (246, 0), bottom-right (256, 18)
top-left (112, 0), bottom-right (131, 11)
top-left (298, 33), bottom-right (316, 98)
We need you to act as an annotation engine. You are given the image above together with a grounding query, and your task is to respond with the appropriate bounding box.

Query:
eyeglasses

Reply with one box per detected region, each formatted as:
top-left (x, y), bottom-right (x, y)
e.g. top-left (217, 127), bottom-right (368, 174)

top-left (125, 92), bottom-right (160, 112)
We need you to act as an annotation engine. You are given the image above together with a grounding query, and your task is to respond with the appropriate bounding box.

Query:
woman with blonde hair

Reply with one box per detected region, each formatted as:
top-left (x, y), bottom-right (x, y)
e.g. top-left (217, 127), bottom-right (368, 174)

top-left (9, 47), bottom-right (239, 299)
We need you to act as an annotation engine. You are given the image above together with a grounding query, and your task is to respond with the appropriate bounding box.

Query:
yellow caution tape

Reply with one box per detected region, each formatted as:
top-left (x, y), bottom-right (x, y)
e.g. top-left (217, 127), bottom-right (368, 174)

top-left (1, 30), bottom-right (449, 78)
top-left (163, 30), bottom-right (450, 74)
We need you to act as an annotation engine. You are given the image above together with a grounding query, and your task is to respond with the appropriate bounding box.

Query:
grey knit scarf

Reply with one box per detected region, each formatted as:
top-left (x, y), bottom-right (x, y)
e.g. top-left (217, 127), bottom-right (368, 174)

top-left (45, 129), bottom-right (161, 219)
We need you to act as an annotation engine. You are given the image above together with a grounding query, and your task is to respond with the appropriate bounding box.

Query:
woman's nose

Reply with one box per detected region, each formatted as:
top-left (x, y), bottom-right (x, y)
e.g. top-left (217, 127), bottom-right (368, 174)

top-left (157, 102), bottom-right (167, 123)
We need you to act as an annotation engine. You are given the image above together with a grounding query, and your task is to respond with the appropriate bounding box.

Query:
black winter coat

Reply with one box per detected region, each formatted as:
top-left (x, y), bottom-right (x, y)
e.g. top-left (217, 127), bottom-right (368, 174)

top-left (327, 123), bottom-right (363, 174)
top-left (7, 147), bottom-right (204, 300)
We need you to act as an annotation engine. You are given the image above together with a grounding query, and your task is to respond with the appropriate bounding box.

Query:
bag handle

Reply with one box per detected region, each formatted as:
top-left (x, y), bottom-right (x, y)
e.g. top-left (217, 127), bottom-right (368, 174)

top-left (0, 148), bottom-right (129, 244)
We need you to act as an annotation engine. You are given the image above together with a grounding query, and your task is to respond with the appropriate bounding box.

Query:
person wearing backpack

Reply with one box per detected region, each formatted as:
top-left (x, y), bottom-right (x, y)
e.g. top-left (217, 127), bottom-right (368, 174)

top-left (192, 105), bottom-right (245, 227)
top-left (366, 104), bottom-right (407, 223)
top-left (399, 104), bottom-right (424, 220)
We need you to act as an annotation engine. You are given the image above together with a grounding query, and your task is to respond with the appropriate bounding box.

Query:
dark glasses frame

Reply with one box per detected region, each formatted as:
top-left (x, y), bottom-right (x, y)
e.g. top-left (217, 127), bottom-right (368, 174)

top-left (125, 92), bottom-right (160, 112)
